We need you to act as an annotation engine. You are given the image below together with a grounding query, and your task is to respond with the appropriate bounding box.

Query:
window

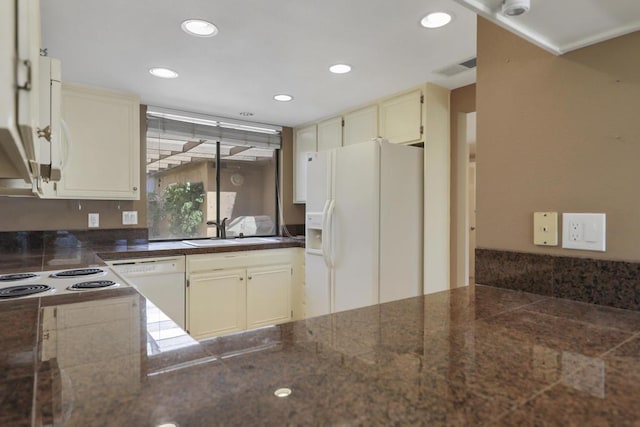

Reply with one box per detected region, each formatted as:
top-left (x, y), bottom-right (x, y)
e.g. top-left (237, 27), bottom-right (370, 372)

top-left (146, 108), bottom-right (281, 241)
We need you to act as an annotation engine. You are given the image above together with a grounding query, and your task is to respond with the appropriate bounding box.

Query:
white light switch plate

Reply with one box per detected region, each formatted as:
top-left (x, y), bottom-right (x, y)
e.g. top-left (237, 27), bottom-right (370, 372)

top-left (533, 212), bottom-right (558, 246)
top-left (88, 213), bottom-right (99, 228)
top-left (562, 213), bottom-right (606, 252)
top-left (122, 211), bottom-right (138, 225)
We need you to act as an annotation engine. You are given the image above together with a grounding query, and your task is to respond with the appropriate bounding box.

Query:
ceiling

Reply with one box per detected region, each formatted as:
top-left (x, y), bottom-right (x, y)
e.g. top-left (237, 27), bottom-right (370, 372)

top-left (40, 1), bottom-right (640, 129)
top-left (40, 0), bottom-right (477, 128)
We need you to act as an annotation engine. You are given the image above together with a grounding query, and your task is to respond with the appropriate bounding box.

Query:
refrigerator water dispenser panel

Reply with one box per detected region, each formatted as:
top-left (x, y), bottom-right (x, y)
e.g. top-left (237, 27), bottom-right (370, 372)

top-left (306, 229), bottom-right (323, 251)
top-left (306, 212), bottom-right (323, 229)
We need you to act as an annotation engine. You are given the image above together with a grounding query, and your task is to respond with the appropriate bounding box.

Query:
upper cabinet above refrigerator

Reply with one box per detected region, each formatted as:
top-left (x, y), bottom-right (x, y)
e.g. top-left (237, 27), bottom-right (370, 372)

top-left (379, 89), bottom-right (423, 145)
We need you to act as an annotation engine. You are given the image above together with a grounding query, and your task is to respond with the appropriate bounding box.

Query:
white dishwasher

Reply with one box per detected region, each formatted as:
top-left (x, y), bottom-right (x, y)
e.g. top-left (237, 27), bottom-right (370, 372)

top-left (107, 256), bottom-right (186, 329)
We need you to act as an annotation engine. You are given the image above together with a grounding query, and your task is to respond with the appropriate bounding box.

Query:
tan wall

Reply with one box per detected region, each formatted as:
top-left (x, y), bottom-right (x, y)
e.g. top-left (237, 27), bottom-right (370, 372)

top-left (449, 84), bottom-right (476, 284)
top-left (280, 127), bottom-right (305, 227)
top-left (0, 105), bottom-right (148, 232)
top-left (476, 18), bottom-right (640, 261)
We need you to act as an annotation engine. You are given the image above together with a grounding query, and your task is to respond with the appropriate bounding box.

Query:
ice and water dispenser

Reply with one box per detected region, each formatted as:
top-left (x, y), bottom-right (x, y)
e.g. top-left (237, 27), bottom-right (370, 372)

top-left (305, 212), bottom-right (323, 252)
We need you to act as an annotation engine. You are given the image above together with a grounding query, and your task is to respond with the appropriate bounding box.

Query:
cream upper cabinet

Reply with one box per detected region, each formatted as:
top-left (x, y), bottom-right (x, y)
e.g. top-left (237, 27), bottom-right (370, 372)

top-left (317, 116), bottom-right (342, 151)
top-left (188, 268), bottom-right (247, 340)
top-left (379, 89), bottom-right (423, 145)
top-left (246, 264), bottom-right (292, 329)
top-left (293, 124), bottom-right (317, 204)
top-left (54, 83), bottom-right (140, 200)
top-left (343, 105), bottom-right (378, 146)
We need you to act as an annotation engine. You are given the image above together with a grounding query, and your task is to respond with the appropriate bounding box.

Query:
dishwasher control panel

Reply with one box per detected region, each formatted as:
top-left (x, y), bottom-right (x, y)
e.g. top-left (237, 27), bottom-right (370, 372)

top-left (109, 257), bottom-right (185, 275)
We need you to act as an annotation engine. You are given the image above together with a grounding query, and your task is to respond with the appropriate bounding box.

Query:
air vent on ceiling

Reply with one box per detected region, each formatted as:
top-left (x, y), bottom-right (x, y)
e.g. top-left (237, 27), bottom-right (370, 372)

top-left (434, 57), bottom-right (477, 77)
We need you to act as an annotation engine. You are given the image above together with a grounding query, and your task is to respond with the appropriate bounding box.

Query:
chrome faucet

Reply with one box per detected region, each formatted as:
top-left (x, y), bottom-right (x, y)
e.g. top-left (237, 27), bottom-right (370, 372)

top-left (206, 217), bottom-right (228, 238)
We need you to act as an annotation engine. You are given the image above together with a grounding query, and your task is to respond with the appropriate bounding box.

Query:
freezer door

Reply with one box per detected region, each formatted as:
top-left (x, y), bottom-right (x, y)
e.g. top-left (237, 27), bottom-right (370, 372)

top-left (331, 141), bottom-right (380, 312)
top-left (305, 151), bottom-right (331, 213)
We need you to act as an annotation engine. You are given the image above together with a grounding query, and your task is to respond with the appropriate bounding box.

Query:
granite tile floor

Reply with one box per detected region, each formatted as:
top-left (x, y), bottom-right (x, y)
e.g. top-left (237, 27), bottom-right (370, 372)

top-left (28, 285), bottom-right (640, 426)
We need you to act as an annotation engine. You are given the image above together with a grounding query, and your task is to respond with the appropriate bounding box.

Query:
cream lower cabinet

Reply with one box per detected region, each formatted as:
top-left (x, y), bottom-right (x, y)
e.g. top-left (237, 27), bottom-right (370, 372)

top-left (188, 268), bottom-right (246, 340)
top-left (186, 249), bottom-right (299, 340)
top-left (246, 264), bottom-right (292, 329)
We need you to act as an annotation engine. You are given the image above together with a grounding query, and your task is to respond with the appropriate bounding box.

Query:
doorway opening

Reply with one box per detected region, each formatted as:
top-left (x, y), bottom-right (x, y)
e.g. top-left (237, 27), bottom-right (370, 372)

top-left (454, 111), bottom-right (476, 286)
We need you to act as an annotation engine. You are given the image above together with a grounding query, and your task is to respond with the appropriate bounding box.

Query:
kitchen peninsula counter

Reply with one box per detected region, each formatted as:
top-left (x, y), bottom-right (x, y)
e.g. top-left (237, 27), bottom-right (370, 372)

top-left (0, 230), bottom-right (304, 274)
top-left (2, 284), bottom-right (640, 426)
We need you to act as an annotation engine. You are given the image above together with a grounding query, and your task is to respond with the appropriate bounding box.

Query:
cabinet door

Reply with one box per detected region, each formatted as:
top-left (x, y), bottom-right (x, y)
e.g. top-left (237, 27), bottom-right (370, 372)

top-left (317, 117), bottom-right (342, 151)
top-left (246, 264), bottom-right (292, 329)
top-left (379, 89), bottom-right (423, 145)
top-left (188, 269), bottom-right (246, 339)
top-left (56, 83), bottom-right (140, 200)
top-left (343, 105), bottom-right (378, 146)
top-left (293, 124), bottom-right (317, 203)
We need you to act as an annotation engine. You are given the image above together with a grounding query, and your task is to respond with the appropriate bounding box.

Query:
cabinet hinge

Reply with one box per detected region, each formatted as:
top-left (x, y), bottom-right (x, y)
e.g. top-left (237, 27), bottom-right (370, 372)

top-left (420, 125), bottom-right (424, 135)
top-left (291, 267), bottom-right (293, 276)
top-left (341, 119), bottom-right (345, 127)
top-left (186, 279), bottom-right (190, 288)
top-left (420, 94), bottom-right (424, 104)
top-left (291, 310), bottom-right (293, 318)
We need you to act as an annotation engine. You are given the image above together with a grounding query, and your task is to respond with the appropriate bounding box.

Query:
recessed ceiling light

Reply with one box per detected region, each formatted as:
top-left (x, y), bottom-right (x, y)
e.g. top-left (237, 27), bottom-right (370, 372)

top-left (274, 388), bottom-right (292, 397)
top-left (149, 68), bottom-right (179, 79)
top-left (420, 12), bottom-right (453, 29)
top-left (181, 19), bottom-right (219, 37)
top-left (329, 64), bottom-right (352, 74)
top-left (273, 94), bottom-right (293, 102)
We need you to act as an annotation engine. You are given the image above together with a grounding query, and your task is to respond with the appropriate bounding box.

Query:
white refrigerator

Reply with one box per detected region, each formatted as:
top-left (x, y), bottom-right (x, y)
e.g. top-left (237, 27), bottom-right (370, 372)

top-left (305, 140), bottom-right (423, 317)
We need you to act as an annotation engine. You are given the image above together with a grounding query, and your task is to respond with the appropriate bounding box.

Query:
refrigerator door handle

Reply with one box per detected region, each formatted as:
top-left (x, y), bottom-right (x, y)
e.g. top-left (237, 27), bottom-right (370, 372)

top-left (320, 200), bottom-right (330, 266)
top-left (323, 199), bottom-right (335, 269)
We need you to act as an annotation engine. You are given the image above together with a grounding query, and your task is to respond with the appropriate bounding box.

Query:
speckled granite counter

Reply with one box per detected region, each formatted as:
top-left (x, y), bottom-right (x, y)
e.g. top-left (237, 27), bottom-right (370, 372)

top-left (0, 229), bottom-right (304, 274)
top-left (3, 284), bottom-right (640, 426)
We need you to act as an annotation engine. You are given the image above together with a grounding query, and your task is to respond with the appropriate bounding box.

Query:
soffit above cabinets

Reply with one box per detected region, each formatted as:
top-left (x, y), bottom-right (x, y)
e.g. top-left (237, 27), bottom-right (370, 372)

top-left (453, 0), bottom-right (640, 55)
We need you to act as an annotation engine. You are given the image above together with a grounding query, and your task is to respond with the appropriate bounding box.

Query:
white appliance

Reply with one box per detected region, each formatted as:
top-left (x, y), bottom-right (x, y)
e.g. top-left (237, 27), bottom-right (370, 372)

top-left (0, 0), bottom-right (42, 194)
top-left (305, 140), bottom-right (423, 317)
top-left (37, 56), bottom-right (63, 184)
top-left (107, 256), bottom-right (186, 329)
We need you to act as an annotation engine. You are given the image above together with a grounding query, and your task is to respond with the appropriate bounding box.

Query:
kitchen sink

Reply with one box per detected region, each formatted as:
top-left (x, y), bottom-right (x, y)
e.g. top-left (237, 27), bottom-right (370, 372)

top-left (181, 237), bottom-right (280, 247)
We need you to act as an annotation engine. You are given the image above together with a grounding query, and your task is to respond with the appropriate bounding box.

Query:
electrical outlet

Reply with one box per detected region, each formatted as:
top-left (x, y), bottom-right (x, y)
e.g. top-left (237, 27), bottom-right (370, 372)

top-left (562, 213), bottom-right (605, 251)
top-left (88, 213), bottom-right (99, 228)
top-left (569, 221), bottom-right (581, 241)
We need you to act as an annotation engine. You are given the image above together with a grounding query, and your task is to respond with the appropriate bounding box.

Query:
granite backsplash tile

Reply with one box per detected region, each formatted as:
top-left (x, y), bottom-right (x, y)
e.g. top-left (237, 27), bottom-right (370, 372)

top-left (553, 256), bottom-right (640, 311)
top-left (476, 248), bottom-right (640, 311)
top-left (475, 249), bottom-right (554, 296)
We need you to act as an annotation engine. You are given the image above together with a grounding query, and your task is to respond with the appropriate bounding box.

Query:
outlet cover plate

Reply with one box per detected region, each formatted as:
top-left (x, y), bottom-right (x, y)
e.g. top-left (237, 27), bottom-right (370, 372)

top-left (533, 212), bottom-right (558, 246)
top-left (88, 213), bottom-right (100, 228)
top-left (562, 213), bottom-right (606, 252)
top-left (122, 211), bottom-right (138, 225)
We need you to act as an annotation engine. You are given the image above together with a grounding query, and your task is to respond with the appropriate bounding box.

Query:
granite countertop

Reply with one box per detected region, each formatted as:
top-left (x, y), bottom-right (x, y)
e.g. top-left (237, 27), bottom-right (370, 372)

top-left (0, 231), bottom-right (304, 274)
top-left (2, 284), bottom-right (640, 426)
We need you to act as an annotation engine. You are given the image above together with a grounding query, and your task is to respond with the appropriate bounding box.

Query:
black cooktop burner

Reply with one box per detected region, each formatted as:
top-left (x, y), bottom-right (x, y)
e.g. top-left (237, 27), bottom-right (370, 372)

top-left (0, 273), bottom-right (38, 282)
top-left (67, 280), bottom-right (118, 291)
top-left (0, 284), bottom-right (53, 298)
top-left (50, 268), bottom-right (104, 278)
